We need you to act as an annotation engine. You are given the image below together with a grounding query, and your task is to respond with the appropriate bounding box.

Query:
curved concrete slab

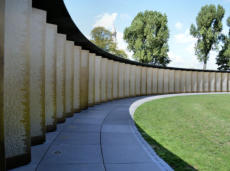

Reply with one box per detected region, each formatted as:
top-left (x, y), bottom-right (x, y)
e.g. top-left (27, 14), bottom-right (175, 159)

top-left (11, 93), bottom-right (229, 171)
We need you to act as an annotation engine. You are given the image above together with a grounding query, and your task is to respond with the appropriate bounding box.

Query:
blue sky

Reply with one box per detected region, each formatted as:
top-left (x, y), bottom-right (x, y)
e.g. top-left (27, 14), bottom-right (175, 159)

top-left (64, 0), bottom-right (230, 69)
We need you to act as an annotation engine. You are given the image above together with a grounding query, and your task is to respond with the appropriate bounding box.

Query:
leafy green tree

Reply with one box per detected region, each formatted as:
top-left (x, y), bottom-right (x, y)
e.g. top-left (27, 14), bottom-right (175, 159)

top-left (124, 10), bottom-right (170, 66)
top-left (216, 17), bottom-right (230, 71)
top-left (190, 4), bottom-right (225, 70)
top-left (109, 40), bottom-right (128, 58)
top-left (90, 26), bottom-right (127, 58)
top-left (110, 48), bottom-right (128, 58)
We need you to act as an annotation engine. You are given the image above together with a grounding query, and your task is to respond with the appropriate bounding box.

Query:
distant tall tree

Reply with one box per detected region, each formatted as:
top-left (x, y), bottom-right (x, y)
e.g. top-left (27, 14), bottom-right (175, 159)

top-left (124, 10), bottom-right (170, 66)
top-left (90, 26), bottom-right (127, 58)
top-left (190, 4), bottom-right (225, 70)
top-left (216, 17), bottom-right (230, 71)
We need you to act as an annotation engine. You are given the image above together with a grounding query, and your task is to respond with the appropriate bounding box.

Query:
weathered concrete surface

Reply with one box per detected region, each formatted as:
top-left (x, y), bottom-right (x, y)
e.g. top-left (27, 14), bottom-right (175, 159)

top-left (10, 96), bottom-right (174, 171)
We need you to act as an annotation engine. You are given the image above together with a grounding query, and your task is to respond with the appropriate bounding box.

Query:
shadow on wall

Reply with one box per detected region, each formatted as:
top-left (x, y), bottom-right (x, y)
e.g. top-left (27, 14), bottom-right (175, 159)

top-left (135, 123), bottom-right (197, 171)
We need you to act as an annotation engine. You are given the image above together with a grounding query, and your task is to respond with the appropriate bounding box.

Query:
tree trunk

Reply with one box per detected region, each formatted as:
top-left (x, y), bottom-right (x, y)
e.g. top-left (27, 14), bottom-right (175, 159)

top-left (203, 63), bottom-right (207, 70)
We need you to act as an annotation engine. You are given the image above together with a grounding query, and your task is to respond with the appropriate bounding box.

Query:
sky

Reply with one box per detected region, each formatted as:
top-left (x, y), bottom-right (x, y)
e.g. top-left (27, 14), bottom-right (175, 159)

top-left (64, 0), bottom-right (230, 70)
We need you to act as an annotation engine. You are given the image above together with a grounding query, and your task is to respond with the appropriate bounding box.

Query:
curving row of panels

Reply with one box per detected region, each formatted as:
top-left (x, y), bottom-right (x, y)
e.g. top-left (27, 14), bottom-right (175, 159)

top-left (1, 0), bottom-right (230, 170)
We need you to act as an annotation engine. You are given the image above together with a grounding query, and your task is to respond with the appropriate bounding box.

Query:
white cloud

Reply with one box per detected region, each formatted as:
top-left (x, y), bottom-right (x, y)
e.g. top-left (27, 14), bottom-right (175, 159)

top-left (116, 31), bottom-right (133, 59)
top-left (168, 51), bottom-right (202, 69)
top-left (168, 52), bottom-right (184, 66)
top-left (207, 51), bottom-right (218, 70)
top-left (222, 28), bottom-right (229, 35)
top-left (174, 29), bottom-right (196, 44)
top-left (93, 13), bottom-right (117, 31)
top-left (175, 22), bottom-right (183, 30)
top-left (185, 42), bottom-right (195, 55)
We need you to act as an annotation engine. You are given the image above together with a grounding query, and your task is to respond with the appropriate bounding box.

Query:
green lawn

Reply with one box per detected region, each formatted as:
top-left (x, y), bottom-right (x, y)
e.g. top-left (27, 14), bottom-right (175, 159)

top-left (134, 94), bottom-right (230, 171)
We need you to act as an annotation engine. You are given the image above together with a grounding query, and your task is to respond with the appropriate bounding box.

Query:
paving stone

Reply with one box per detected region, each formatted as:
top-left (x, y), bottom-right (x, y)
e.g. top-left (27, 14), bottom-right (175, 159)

top-left (102, 144), bottom-right (152, 163)
top-left (40, 144), bottom-right (103, 164)
top-left (37, 163), bottom-right (105, 171)
top-left (63, 123), bottom-right (101, 133)
top-left (54, 132), bottom-right (100, 145)
top-left (101, 132), bottom-right (139, 145)
top-left (102, 125), bottom-right (132, 133)
top-left (10, 164), bottom-right (37, 171)
top-left (105, 163), bottom-right (163, 171)
top-left (73, 117), bottom-right (104, 125)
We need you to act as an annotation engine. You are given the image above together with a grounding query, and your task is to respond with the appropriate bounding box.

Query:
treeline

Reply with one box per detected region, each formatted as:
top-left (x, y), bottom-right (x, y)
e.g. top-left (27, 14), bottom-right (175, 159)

top-left (90, 4), bottom-right (230, 71)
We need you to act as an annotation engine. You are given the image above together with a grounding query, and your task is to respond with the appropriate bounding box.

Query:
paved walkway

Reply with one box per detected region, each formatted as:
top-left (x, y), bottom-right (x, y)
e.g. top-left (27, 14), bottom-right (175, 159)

top-left (11, 97), bottom-right (172, 171)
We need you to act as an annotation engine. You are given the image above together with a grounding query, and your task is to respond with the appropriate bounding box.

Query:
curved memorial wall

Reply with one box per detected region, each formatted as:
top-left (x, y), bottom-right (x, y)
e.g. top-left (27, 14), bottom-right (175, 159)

top-left (1, 0), bottom-right (230, 170)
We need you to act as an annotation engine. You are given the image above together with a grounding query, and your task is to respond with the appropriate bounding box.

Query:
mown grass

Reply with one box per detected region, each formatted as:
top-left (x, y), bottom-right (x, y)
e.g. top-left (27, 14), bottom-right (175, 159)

top-left (134, 94), bottom-right (230, 171)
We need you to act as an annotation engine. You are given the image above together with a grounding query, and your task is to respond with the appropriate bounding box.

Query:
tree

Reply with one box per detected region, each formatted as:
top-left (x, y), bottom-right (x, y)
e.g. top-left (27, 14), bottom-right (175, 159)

top-left (190, 4), bottom-right (225, 70)
top-left (90, 26), bottom-right (127, 58)
top-left (216, 16), bottom-right (230, 71)
top-left (109, 39), bottom-right (128, 58)
top-left (124, 10), bottom-right (170, 66)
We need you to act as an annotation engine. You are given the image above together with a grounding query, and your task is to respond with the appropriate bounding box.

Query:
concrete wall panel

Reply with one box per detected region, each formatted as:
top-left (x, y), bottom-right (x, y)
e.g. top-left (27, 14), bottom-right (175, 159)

top-left (118, 63), bottom-right (124, 98)
top-left (73, 46), bottom-right (81, 112)
top-left (56, 34), bottom-right (66, 122)
top-left (203, 72), bottom-right (209, 92)
top-left (152, 69), bottom-right (158, 94)
top-left (147, 68), bottom-right (152, 95)
top-left (216, 73), bottom-right (221, 92)
top-left (64, 41), bottom-right (74, 117)
top-left (30, 8), bottom-right (46, 145)
top-left (222, 73), bottom-right (228, 92)
top-left (88, 53), bottom-right (95, 106)
top-left (124, 64), bottom-right (130, 97)
top-left (157, 69), bottom-right (164, 93)
top-left (130, 65), bottom-right (136, 96)
top-left (169, 70), bottom-right (175, 93)
top-left (0, 0), bottom-right (5, 169)
top-left (209, 72), bottom-right (215, 92)
top-left (163, 69), bottom-right (169, 94)
top-left (185, 71), bottom-right (192, 93)
top-left (4, 0), bottom-right (32, 168)
top-left (112, 62), bottom-right (119, 99)
top-left (101, 58), bottom-right (107, 102)
top-left (197, 72), bottom-right (203, 92)
top-left (80, 50), bottom-right (89, 109)
top-left (192, 72), bottom-right (198, 92)
top-left (107, 60), bottom-right (113, 100)
top-left (135, 67), bottom-right (141, 96)
top-left (175, 70), bottom-right (181, 93)
top-left (45, 24), bottom-right (57, 131)
top-left (95, 56), bottom-right (101, 103)
top-left (180, 71), bottom-right (186, 93)
top-left (141, 67), bottom-right (147, 95)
